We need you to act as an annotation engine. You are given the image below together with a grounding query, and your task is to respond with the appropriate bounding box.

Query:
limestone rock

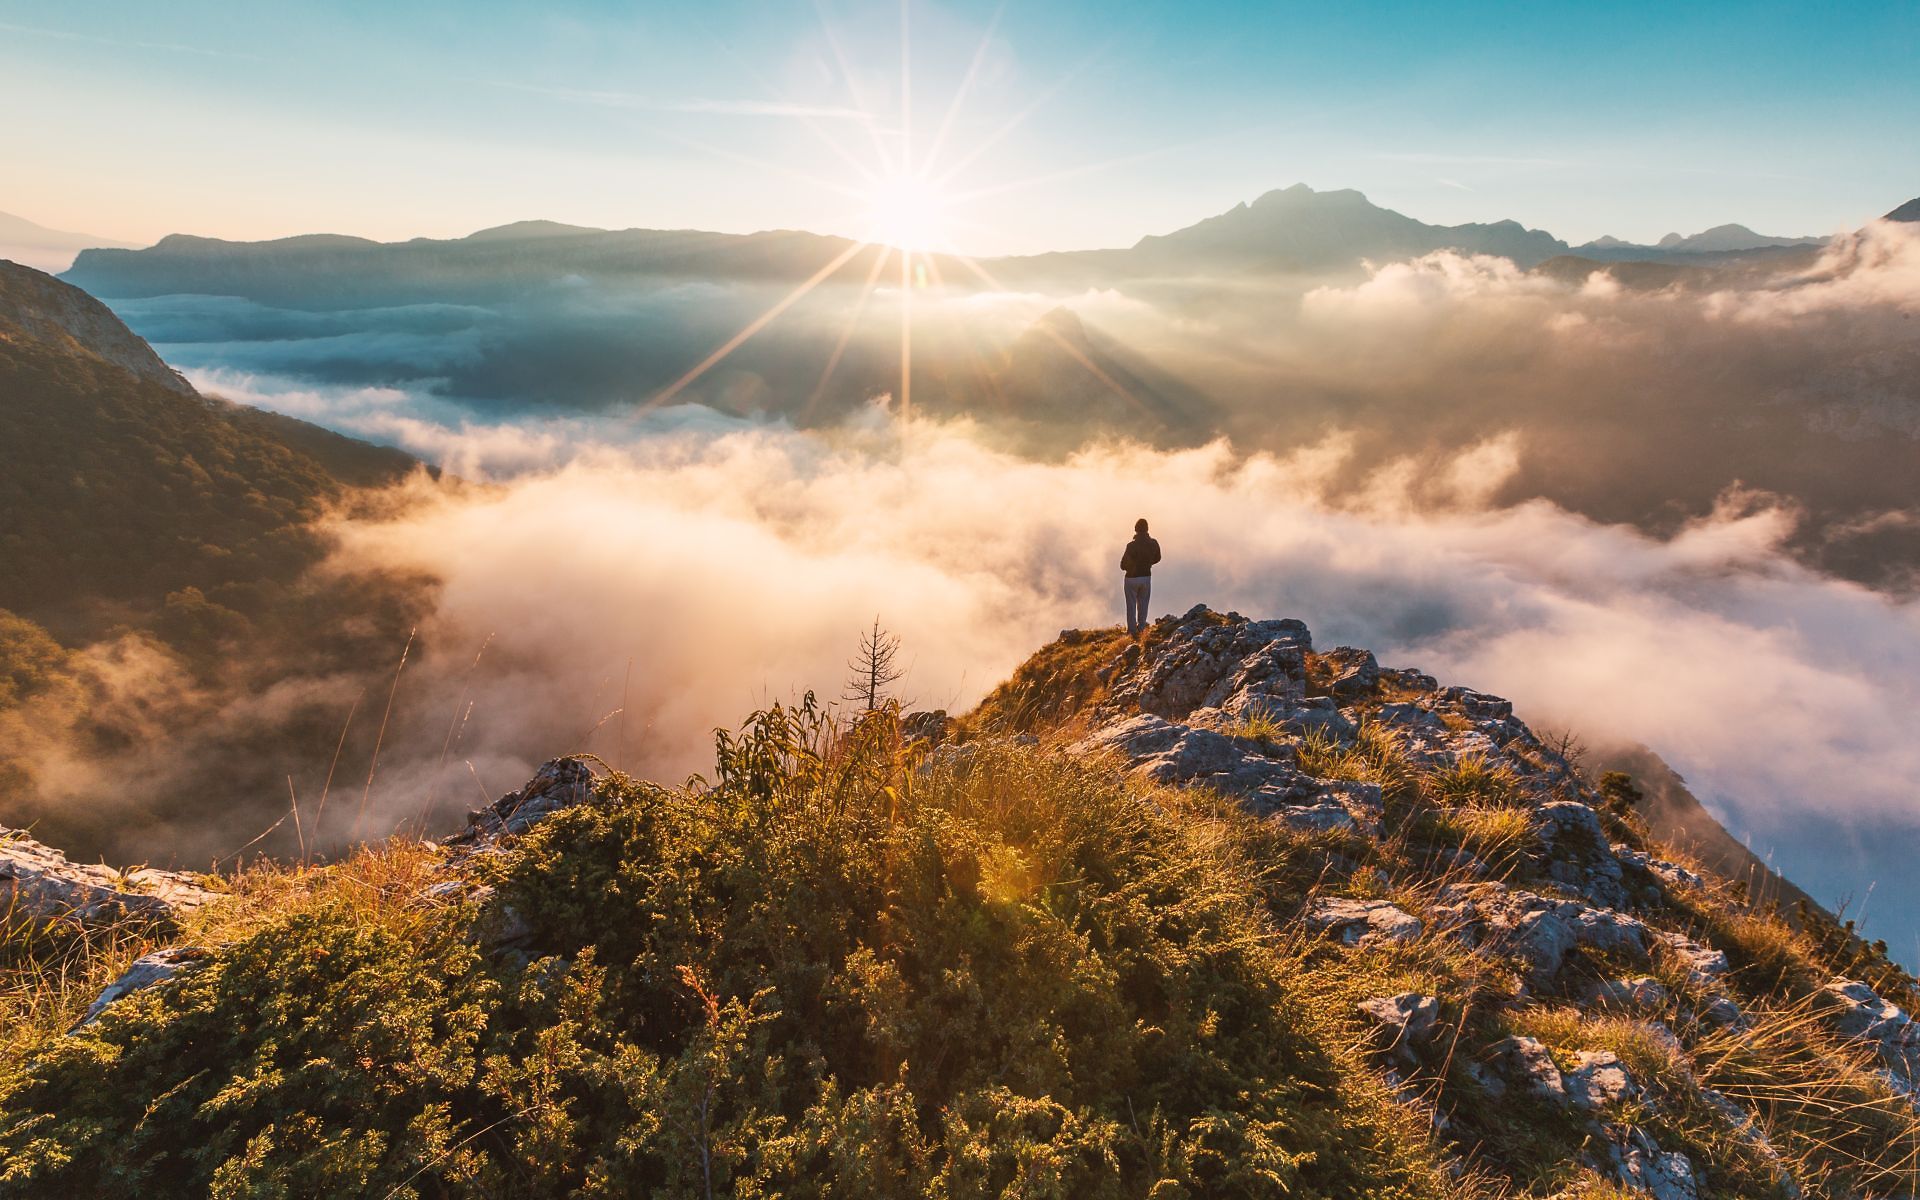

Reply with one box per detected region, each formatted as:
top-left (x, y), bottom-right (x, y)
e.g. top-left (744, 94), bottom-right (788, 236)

top-left (901, 709), bottom-right (953, 745)
top-left (1356, 992), bottom-right (1441, 1067)
top-left (1589, 975), bottom-right (1672, 1011)
top-left (1, 827), bottom-right (219, 932)
top-left (1317, 647), bottom-right (1379, 699)
top-left (1101, 606), bottom-right (1311, 722)
top-left (1655, 932), bottom-right (1730, 986)
top-left (1822, 979), bottom-right (1920, 1079)
top-left (1432, 882), bottom-right (1648, 983)
top-left (1609, 1127), bottom-right (1698, 1200)
top-left (1305, 896), bottom-right (1423, 945)
top-left (1565, 1050), bottom-right (1637, 1111)
top-left (449, 757), bottom-right (596, 847)
top-left (1488, 1035), bottom-right (1565, 1102)
top-left (74, 946), bottom-right (208, 1029)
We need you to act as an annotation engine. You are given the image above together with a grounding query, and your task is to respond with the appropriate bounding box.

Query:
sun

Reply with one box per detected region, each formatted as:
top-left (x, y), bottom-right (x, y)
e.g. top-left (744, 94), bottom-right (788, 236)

top-left (863, 173), bottom-right (952, 253)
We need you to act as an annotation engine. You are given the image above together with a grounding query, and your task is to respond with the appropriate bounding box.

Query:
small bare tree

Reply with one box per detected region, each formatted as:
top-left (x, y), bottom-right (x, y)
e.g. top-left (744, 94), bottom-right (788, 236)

top-left (844, 617), bottom-right (905, 712)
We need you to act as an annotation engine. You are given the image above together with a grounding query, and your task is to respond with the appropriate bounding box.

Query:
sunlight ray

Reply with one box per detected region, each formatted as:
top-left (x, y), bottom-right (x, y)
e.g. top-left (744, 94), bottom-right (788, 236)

top-left (813, 0), bottom-right (899, 176)
top-left (899, 0), bottom-right (912, 173)
top-left (706, 22), bottom-right (883, 187)
top-left (898, 241), bottom-right (913, 419)
top-left (950, 251), bottom-right (1146, 417)
top-left (644, 238), bottom-right (871, 410)
top-left (933, 40), bottom-right (1113, 189)
top-left (920, 0), bottom-right (1008, 178)
top-left (805, 241), bottom-right (892, 416)
top-left (655, 127), bottom-right (870, 202)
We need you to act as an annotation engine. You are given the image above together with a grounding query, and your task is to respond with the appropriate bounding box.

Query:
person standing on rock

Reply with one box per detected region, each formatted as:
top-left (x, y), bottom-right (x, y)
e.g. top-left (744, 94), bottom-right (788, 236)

top-left (1120, 518), bottom-right (1161, 637)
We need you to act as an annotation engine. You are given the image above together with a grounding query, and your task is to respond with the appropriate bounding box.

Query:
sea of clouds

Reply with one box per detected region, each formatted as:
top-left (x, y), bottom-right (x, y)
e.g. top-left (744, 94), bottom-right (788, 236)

top-left (28, 219), bottom-right (1914, 962)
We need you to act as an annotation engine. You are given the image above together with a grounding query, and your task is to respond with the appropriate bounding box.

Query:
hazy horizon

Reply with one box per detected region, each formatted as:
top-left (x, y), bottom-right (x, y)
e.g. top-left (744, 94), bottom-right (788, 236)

top-left (4, 0), bottom-right (1917, 256)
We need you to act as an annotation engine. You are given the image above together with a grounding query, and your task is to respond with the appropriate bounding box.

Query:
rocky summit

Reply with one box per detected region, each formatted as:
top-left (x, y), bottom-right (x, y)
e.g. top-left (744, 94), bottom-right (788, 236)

top-left (3, 606), bottom-right (1917, 1199)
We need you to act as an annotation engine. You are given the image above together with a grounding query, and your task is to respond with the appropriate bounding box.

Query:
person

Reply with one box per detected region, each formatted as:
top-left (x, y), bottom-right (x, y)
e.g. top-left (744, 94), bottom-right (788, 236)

top-left (1120, 518), bottom-right (1161, 636)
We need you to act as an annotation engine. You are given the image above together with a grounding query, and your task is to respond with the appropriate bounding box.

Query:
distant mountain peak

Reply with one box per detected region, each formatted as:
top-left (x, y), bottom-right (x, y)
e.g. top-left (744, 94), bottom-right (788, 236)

top-left (1885, 197), bottom-right (1920, 223)
top-left (464, 220), bottom-right (608, 242)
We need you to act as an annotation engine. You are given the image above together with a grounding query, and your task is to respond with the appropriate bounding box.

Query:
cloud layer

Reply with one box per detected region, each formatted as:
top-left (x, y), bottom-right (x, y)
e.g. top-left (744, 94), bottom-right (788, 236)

top-left (279, 415), bottom-right (1917, 958)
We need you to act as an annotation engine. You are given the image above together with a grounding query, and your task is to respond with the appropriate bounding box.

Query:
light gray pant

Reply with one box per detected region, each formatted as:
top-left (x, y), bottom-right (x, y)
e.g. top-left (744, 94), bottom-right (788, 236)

top-left (1124, 576), bottom-right (1152, 635)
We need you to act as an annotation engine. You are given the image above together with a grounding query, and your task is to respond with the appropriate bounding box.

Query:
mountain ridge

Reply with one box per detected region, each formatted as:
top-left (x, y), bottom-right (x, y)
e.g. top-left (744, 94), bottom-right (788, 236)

top-left (4, 605), bottom-right (1916, 1196)
top-left (63, 183), bottom-right (1885, 303)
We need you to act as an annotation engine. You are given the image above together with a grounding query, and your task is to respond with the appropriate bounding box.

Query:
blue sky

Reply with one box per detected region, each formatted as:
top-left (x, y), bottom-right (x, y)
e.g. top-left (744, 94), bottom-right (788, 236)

top-left (3, 0), bottom-right (1915, 253)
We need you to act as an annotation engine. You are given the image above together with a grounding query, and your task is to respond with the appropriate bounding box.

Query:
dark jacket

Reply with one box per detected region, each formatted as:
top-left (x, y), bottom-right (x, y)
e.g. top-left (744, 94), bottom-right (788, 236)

top-left (1121, 534), bottom-right (1161, 578)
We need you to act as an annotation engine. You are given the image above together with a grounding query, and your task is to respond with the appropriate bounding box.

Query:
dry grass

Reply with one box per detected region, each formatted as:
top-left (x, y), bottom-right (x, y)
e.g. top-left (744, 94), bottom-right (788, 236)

top-left (0, 837), bottom-right (442, 1073)
top-left (967, 627), bottom-right (1130, 733)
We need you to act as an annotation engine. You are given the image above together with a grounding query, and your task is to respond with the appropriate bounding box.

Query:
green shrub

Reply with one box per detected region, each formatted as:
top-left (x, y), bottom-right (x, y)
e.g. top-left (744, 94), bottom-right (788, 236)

top-left (0, 702), bottom-right (1455, 1198)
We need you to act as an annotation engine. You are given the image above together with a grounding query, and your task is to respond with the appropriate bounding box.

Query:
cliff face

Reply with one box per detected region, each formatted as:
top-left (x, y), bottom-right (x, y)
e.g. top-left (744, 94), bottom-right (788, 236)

top-left (3, 607), bottom-right (1916, 1198)
top-left (0, 258), bottom-right (193, 394)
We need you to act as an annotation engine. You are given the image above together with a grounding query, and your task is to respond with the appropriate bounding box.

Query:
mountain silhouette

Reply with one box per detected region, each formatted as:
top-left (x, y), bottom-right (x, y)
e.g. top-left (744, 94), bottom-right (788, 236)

top-left (1, 209), bottom-right (134, 274)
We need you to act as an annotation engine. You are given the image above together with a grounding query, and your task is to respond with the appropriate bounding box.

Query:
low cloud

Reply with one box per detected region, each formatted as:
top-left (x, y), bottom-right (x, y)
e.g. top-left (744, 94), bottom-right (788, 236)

top-left (284, 416), bottom-right (1920, 939)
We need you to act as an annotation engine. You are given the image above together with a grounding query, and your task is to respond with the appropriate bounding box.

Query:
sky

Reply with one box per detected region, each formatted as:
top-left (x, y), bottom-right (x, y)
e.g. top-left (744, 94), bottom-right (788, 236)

top-left (2, 0), bottom-right (1917, 255)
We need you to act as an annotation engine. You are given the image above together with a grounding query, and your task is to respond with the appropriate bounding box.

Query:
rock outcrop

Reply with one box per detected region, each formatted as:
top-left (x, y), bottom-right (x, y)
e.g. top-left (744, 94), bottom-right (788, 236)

top-left (1, 827), bottom-right (219, 933)
top-left (1028, 605), bottom-right (1915, 1196)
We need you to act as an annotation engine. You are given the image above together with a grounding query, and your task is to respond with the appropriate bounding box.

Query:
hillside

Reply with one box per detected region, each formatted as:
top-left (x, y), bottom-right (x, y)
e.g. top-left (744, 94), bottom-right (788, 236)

top-left (4, 607), bottom-right (1914, 1198)
top-left (0, 260), bottom-right (417, 624)
top-left (0, 261), bottom-right (428, 861)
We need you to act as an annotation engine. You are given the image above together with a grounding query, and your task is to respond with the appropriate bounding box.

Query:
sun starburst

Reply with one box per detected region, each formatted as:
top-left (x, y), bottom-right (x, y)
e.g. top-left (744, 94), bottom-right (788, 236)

top-left (644, 0), bottom-right (1138, 426)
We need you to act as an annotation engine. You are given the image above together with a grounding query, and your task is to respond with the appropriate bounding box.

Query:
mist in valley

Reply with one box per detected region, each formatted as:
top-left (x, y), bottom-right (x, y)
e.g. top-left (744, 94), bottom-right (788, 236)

top-left (5, 208), bottom-right (1915, 964)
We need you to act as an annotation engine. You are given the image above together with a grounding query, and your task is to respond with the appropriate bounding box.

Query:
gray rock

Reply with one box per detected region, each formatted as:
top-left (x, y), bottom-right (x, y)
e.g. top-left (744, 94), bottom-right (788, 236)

top-left (1319, 647), bottom-right (1379, 699)
top-left (1272, 802), bottom-right (1360, 834)
top-left (1101, 607), bottom-right (1311, 722)
top-left (1, 827), bottom-right (219, 932)
top-left (1377, 702), bottom-right (1445, 731)
top-left (1609, 1127), bottom-right (1698, 1200)
top-left (1565, 1050), bottom-right (1637, 1110)
top-left (1305, 896), bottom-right (1423, 945)
top-left (900, 709), bottom-right (953, 744)
top-left (1357, 992), bottom-right (1441, 1067)
top-left (1589, 976), bottom-right (1672, 1011)
top-left (449, 757), bottom-right (597, 847)
top-left (1614, 844), bottom-right (1706, 891)
top-left (1537, 801), bottom-right (1629, 907)
top-left (1076, 714), bottom-right (1302, 802)
top-left (1822, 979), bottom-right (1920, 1078)
top-left (1655, 932), bottom-right (1730, 986)
top-left (1440, 687), bottom-right (1514, 720)
top-left (73, 946), bottom-right (208, 1029)
top-left (1488, 1034), bottom-right (1565, 1102)
top-left (1432, 882), bottom-right (1649, 982)
top-left (1694, 995), bottom-right (1746, 1030)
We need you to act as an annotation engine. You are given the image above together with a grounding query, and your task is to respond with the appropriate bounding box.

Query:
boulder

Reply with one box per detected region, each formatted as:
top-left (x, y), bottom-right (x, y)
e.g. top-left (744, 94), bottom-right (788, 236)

top-left (901, 709), bottom-right (953, 745)
top-left (1614, 845), bottom-right (1706, 891)
top-left (1075, 714), bottom-right (1306, 807)
top-left (1318, 647), bottom-right (1379, 699)
top-left (1654, 932), bottom-right (1729, 986)
top-left (1, 827), bottom-right (219, 932)
top-left (73, 946), bottom-right (208, 1029)
top-left (1102, 607), bottom-right (1311, 722)
top-left (1305, 897), bottom-right (1423, 945)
